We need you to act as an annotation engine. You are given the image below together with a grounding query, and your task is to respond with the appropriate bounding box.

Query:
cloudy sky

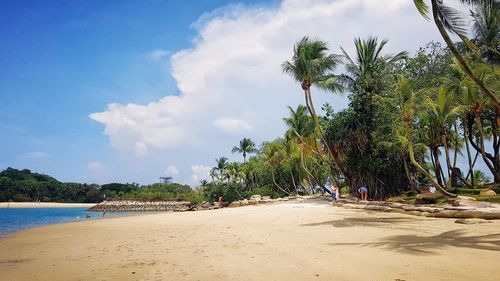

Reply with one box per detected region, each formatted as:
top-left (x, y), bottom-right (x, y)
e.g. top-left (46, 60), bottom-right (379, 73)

top-left (1, 0), bottom-right (476, 185)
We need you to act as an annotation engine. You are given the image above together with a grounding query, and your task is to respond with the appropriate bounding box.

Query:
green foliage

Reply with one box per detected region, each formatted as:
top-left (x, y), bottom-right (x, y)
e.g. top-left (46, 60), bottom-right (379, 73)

top-left (0, 167), bottom-right (199, 203)
top-left (245, 186), bottom-right (283, 199)
top-left (202, 182), bottom-right (245, 203)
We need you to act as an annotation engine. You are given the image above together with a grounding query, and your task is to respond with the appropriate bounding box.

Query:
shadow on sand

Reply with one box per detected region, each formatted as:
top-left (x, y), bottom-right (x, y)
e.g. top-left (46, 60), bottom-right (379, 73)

top-left (302, 217), bottom-right (500, 255)
top-left (331, 229), bottom-right (500, 255)
top-left (302, 216), bottom-right (418, 228)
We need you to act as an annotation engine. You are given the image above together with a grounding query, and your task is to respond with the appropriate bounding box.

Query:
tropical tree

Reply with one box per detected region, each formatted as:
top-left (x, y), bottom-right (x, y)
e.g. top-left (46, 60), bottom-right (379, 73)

top-left (231, 138), bottom-right (258, 163)
top-left (341, 37), bottom-right (408, 86)
top-left (424, 87), bottom-right (465, 183)
top-left (413, 0), bottom-right (500, 109)
top-left (470, 0), bottom-right (499, 62)
top-left (281, 36), bottom-right (344, 171)
top-left (212, 157), bottom-right (229, 183)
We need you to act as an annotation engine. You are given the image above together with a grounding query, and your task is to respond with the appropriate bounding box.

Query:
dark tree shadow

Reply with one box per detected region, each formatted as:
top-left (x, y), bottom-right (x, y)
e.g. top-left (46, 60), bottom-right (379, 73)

top-left (331, 229), bottom-right (500, 255)
top-left (302, 216), bottom-right (419, 228)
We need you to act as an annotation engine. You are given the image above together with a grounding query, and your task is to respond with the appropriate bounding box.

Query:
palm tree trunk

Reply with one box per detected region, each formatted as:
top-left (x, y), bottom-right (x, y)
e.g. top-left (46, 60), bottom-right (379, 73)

top-left (441, 133), bottom-right (453, 185)
top-left (402, 153), bottom-right (417, 191)
top-left (409, 142), bottom-right (456, 197)
top-left (463, 119), bottom-right (475, 188)
top-left (289, 170), bottom-right (297, 192)
top-left (271, 169), bottom-right (290, 195)
top-left (431, 0), bottom-right (500, 112)
top-left (431, 146), bottom-right (444, 186)
top-left (304, 89), bottom-right (344, 176)
top-left (465, 151), bottom-right (479, 181)
top-left (475, 116), bottom-right (500, 182)
top-left (452, 122), bottom-right (459, 169)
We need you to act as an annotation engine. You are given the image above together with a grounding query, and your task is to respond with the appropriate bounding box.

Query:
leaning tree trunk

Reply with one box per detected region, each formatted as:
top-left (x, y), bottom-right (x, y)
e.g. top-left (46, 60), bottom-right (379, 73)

top-left (431, 0), bottom-right (500, 112)
top-left (408, 142), bottom-right (457, 197)
top-left (304, 88), bottom-right (346, 178)
top-left (475, 115), bottom-right (500, 182)
top-left (402, 152), bottom-right (418, 192)
top-left (271, 169), bottom-right (290, 195)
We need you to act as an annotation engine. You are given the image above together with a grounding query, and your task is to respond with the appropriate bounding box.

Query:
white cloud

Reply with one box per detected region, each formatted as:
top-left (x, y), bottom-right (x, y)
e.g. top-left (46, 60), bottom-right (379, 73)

top-left (149, 49), bottom-right (170, 61)
top-left (164, 165), bottom-right (179, 176)
top-left (134, 142), bottom-right (149, 157)
top-left (190, 165), bottom-right (211, 184)
top-left (90, 0), bottom-right (458, 184)
top-left (213, 117), bottom-right (251, 133)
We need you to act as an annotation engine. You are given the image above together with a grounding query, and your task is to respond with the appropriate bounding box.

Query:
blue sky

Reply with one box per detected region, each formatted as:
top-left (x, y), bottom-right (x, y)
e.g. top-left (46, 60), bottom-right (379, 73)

top-left (1, 0), bottom-right (484, 185)
top-left (0, 0), bottom-right (270, 183)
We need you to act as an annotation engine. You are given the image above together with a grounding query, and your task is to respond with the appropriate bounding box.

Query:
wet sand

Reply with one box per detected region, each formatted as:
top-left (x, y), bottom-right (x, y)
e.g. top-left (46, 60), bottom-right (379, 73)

top-left (0, 201), bottom-right (499, 281)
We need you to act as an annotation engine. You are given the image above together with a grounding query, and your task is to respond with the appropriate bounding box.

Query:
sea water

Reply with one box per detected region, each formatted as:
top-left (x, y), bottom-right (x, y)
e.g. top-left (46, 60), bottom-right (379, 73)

top-left (0, 208), bottom-right (104, 234)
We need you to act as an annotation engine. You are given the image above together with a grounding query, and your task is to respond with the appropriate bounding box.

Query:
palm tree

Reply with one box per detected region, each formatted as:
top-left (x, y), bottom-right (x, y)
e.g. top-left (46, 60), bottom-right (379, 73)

top-left (470, 0), bottom-right (499, 62)
top-left (424, 87), bottom-right (465, 184)
top-left (283, 105), bottom-right (330, 193)
top-left (281, 37), bottom-right (344, 169)
top-left (282, 105), bottom-right (315, 141)
top-left (413, 0), bottom-right (500, 110)
top-left (227, 162), bottom-right (245, 184)
top-left (231, 138), bottom-right (258, 163)
top-left (213, 157), bottom-right (229, 183)
top-left (340, 37), bottom-right (408, 86)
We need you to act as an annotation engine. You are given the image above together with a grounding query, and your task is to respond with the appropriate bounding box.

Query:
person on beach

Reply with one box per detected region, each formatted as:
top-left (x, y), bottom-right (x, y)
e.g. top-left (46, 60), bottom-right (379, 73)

top-left (357, 186), bottom-right (368, 201)
top-left (218, 196), bottom-right (224, 208)
top-left (331, 181), bottom-right (340, 205)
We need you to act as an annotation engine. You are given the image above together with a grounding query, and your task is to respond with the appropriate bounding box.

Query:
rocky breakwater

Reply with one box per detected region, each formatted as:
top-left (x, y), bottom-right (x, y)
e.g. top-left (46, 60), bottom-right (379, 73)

top-left (88, 200), bottom-right (193, 212)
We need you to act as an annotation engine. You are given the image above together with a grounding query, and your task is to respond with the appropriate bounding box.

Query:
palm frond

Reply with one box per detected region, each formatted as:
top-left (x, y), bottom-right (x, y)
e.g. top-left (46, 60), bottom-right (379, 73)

top-left (414, 0), bottom-right (431, 20)
top-left (437, 2), bottom-right (468, 38)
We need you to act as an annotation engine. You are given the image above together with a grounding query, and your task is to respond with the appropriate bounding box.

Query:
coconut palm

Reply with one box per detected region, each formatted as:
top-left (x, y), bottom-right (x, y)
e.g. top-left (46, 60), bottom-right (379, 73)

top-left (340, 37), bottom-right (408, 86)
top-left (424, 87), bottom-right (466, 183)
top-left (281, 37), bottom-right (344, 167)
top-left (227, 162), bottom-right (245, 184)
top-left (212, 157), bottom-right (229, 183)
top-left (282, 105), bottom-right (315, 141)
top-left (413, 0), bottom-right (500, 109)
top-left (231, 138), bottom-right (258, 163)
top-left (470, 0), bottom-right (500, 61)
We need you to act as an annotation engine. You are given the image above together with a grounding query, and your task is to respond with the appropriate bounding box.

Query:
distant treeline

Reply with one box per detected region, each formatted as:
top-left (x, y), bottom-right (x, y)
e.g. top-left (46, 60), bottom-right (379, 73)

top-left (0, 167), bottom-right (195, 203)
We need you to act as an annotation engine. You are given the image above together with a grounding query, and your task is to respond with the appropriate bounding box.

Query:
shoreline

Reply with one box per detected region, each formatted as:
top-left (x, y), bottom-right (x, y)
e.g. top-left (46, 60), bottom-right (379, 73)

top-left (0, 202), bottom-right (97, 208)
top-left (0, 201), bottom-right (499, 281)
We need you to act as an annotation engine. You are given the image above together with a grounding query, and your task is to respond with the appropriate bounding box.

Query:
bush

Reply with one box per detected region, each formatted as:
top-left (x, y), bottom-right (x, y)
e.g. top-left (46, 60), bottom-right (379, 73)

top-left (202, 182), bottom-right (246, 203)
top-left (246, 186), bottom-right (283, 199)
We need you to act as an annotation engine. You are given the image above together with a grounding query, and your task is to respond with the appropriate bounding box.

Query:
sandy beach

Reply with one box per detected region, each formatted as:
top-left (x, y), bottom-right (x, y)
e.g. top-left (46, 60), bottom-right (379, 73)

top-left (0, 200), bottom-right (499, 281)
top-left (0, 202), bottom-right (96, 208)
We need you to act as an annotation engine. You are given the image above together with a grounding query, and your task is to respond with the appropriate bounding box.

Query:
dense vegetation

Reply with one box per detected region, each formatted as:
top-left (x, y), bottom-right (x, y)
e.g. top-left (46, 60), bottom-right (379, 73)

top-left (0, 168), bottom-right (195, 203)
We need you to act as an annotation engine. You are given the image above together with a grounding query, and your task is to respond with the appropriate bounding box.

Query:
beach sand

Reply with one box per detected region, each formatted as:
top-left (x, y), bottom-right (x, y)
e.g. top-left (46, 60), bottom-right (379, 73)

top-left (0, 202), bottom-right (96, 208)
top-left (0, 201), bottom-right (499, 281)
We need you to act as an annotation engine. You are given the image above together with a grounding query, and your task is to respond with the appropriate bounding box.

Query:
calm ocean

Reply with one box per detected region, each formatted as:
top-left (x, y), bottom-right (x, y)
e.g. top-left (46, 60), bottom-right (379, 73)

top-left (0, 208), bottom-right (104, 235)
